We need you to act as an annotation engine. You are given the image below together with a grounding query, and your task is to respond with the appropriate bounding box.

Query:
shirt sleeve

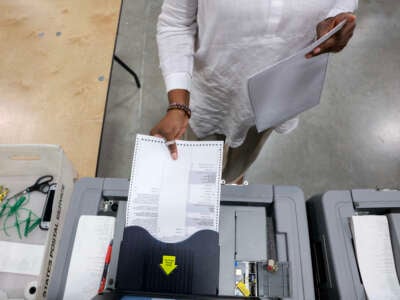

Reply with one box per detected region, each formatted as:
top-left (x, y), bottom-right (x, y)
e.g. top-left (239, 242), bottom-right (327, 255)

top-left (157, 0), bottom-right (198, 92)
top-left (326, 0), bottom-right (358, 18)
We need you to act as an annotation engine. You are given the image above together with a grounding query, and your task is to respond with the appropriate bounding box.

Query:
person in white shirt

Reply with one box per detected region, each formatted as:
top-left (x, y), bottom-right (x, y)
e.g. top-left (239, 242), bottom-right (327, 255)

top-left (151, 0), bottom-right (357, 183)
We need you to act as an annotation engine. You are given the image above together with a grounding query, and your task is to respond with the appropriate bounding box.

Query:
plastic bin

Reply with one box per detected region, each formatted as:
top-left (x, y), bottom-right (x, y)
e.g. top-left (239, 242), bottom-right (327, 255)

top-left (0, 144), bottom-right (76, 299)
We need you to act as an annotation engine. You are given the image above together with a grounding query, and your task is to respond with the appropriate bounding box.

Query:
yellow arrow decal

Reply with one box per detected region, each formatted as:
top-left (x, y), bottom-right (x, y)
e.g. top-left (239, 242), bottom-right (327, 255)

top-left (160, 255), bottom-right (178, 275)
top-left (236, 281), bottom-right (250, 297)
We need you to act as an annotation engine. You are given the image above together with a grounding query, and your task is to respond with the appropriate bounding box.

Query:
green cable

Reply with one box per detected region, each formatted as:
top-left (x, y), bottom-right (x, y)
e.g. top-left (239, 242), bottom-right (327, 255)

top-left (0, 193), bottom-right (41, 238)
top-left (24, 211), bottom-right (32, 237)
top-left (7, 196), bottom-right (26, 217)
top-left (15, 214), bottom-right (22, 239)
top-left (19, 207), bottom-right (39, 219)
top-left (27, 217), bottom-right (41, 235)
top-left (0, 199), bottom-right (10, 218)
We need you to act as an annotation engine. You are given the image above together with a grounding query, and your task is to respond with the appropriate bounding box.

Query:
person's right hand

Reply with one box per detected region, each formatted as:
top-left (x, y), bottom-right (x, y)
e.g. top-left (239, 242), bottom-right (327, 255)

top-left (150, 109), bottom-right (189, 160)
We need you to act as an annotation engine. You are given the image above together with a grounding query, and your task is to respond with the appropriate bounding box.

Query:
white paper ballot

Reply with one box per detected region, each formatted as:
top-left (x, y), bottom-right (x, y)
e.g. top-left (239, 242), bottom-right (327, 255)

top-left (351, 215), bottom-right (400, 300)
top-left (248, 20), bottom-right (346, 132)
top-left (63, 216), bottom-right (115, 300)
top-left (0, 241), bottom-right (45, 276)
top-left (126, 134), bottom-right (223, 242)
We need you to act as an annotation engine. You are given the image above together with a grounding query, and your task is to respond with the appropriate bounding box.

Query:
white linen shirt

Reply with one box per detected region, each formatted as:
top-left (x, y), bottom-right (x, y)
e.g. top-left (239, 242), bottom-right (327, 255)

top-left (157, 0), bottom-right (358, 147)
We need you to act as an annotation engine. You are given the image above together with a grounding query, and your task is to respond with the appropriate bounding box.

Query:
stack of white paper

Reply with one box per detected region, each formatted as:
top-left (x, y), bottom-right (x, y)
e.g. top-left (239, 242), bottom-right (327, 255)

top-left (63, 216), bottom-right (115, 300)
top-left (0, 241), bottom-right (45, 276)
top-left (351, 215), bottom-right (400, 300)
top-left (248, 20), bottom-right (346, 132)
top-left (126, 134), bottom-right (223, 242)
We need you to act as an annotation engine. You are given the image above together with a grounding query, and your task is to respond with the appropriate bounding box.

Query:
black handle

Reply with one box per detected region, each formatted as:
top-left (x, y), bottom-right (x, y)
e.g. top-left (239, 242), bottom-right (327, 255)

top-left (27, 175), bottom-right (54, 193)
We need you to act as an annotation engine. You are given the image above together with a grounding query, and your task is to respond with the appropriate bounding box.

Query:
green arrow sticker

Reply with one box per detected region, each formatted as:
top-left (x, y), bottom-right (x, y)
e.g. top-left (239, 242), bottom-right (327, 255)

top-left (160, 255), bottom-right (178, 275)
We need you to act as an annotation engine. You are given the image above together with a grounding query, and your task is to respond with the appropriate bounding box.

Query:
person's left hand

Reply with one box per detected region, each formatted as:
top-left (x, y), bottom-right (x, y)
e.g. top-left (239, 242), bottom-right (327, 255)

top-left (306, 12), bottom-right (356, 59)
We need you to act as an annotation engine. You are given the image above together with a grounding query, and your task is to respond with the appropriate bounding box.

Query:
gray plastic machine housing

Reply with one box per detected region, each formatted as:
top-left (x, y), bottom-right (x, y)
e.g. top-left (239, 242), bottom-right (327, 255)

top-left (307, 189), bottom-right (400, 300)
top-left (46, 178), bottom-right (315, 300)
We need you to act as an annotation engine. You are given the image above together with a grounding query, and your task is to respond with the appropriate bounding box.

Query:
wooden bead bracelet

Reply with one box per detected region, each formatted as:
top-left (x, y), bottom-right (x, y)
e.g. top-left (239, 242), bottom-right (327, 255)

top-left (167, 103), bottom-right (191, 119)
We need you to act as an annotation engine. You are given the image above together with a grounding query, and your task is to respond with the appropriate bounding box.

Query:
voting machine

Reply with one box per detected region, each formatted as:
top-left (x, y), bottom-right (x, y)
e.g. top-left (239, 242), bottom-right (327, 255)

top-left (307, 189), bottom-right (400, 300)
top-left (48, 178), bottom-right (315, 299)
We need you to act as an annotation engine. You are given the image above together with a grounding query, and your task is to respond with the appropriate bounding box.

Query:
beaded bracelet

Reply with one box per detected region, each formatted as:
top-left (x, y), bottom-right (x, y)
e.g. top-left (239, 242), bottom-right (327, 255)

top-left (167, 102), bottom-right (191, 119)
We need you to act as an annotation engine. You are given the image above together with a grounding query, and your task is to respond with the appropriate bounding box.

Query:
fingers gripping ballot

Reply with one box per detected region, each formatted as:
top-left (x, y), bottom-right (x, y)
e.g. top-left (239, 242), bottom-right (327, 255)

top-left (165, 140), bottom-right (178, 160)
top-left (306, 13), bottom-right (356, 58)
top-left (150, 109), bottom-right (189, 160)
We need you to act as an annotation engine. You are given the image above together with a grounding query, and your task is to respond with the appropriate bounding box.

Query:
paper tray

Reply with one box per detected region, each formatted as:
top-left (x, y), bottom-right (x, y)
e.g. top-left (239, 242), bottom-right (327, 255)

top-left (116, 226), bottom-right (219, 295)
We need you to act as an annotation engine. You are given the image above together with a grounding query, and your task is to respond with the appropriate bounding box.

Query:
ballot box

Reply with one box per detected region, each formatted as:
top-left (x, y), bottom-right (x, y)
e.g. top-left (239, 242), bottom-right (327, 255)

top-left (48, 178), bottom-right (315, 300)
top-left (307, 189), bottom-right (400, 300)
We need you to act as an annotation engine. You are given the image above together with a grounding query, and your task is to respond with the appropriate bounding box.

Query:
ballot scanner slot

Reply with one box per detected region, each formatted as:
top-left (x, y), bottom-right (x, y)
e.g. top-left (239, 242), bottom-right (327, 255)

top-left (115, 226), bottom-right (220, 296)
top-left (311, 212), bottom-right (400, 294)
top-left (308, 190), bottom-right (400, 300)
top-left (350, 184), bottom-right (400, 284)
top-left (351, 191), bottom-right (400, 286)
top-left (49, 179), bottom-right (314, 300)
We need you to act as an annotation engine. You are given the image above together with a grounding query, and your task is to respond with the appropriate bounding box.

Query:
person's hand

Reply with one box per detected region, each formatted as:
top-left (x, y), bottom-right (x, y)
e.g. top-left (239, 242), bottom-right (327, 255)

top-left (306, 12), bottom-right (356, 58)
top-left (150, 110), bottom-right (189, 160)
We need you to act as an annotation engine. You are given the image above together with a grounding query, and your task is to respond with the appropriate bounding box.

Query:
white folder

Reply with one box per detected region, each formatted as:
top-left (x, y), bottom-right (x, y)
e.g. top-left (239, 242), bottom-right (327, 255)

top-left (248, 20), bottom-right (346, 132)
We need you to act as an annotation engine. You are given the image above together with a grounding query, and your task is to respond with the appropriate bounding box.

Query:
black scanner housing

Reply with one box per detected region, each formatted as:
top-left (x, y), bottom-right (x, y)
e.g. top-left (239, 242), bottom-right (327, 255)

top-left (116, 226), bottom-right (220, 295)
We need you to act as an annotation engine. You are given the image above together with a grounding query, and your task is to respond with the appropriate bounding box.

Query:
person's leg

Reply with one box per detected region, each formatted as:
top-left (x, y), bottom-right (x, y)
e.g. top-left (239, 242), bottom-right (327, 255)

top-left (184, 126), bottom-right (230, 172)
top-left (234, 176), bottom-right (244, 185)
top-left (185, 126), bottom-right (272, 184)
top-left (223, 127), bottom-right (273, 184)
